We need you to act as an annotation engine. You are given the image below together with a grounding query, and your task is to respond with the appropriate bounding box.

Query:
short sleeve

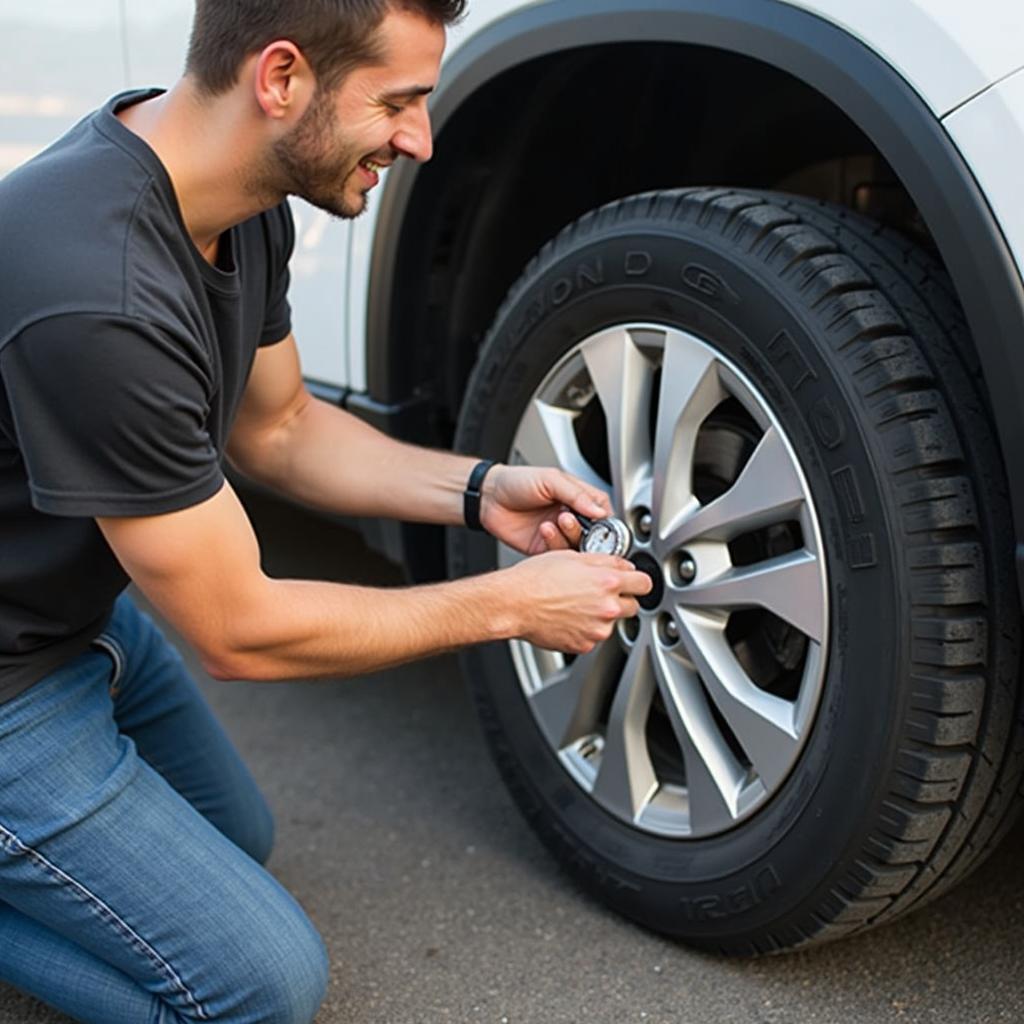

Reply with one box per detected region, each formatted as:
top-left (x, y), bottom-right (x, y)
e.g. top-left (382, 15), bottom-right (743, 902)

top-left (260, 201), bottom-right (296, 347)
top-left (0, 314), bottom-right (225, 517)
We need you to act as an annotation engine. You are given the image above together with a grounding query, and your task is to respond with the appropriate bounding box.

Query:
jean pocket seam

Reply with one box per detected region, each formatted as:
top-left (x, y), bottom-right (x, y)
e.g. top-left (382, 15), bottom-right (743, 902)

top-left (90, 635), bottom-right (126, 695)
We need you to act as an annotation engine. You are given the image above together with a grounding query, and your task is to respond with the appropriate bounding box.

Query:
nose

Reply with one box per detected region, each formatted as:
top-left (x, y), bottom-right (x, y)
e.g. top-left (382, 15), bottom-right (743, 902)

top-left (392, 105), bottom-right (433, 163)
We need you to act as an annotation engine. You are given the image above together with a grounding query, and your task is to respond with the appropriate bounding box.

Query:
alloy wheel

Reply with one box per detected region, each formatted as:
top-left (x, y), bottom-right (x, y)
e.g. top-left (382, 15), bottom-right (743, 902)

top-left (500, 324), bottom-right (829, 838)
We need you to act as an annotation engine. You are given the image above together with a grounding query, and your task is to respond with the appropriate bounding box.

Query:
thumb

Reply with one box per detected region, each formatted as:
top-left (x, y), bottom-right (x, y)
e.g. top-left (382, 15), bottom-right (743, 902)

top-left (539, 520), bottom-right (572, 552)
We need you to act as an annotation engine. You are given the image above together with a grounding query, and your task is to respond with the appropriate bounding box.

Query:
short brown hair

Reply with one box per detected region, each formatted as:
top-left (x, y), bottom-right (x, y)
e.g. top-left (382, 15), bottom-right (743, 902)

top-left (185, 0), bottom-right (466, 96)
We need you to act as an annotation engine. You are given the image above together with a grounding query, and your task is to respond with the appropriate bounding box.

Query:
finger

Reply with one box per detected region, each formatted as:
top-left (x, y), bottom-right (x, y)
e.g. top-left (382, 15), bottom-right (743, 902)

top-left (622, 570), bottom-right (654, 595)
top-left (560, 472), bottom-right (614, 517)
top-left (571, 488), bottom-right (613, 519)
top-left (557, 510), bottom-right (585, 547)
top-left (604, 557), bottom-right (640, 572)
top-left (539, 521), bottom-right (571, 551)
top-left (544, 469), bottom-right (611, 519)
top-left (582, 553), bottom-right (632, 568)
top-left (589, 490), bottom-right (615, 517)
top-left (590, 556), bottom-right (646, 575)
top-left (526, 534), bottom-right (549, 556)
top-left (618, 598), bottom-right (640, 618)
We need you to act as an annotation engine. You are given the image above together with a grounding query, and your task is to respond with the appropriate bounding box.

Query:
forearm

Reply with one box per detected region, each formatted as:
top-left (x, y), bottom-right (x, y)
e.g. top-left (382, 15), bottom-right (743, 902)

top-left (203, 571), bottom-right (517, 682)
top-left (99, 481), bottom-right (516, 681)
top-left (232, 396), bottom-right (482, 525)
top-left (99, 481), bottom-right (646, 686)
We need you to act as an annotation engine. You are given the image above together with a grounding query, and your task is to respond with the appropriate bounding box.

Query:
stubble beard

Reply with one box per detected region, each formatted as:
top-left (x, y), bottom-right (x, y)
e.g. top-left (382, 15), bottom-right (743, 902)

top-left (262, 89), bottom-right (369, 220)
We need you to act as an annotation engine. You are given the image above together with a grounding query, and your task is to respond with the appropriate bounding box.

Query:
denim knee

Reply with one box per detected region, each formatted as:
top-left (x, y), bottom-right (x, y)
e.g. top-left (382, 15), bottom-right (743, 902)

top-left (234, 914), bottom-right (329, 1024)
top-left (228, 799), bottom-right (276, 867)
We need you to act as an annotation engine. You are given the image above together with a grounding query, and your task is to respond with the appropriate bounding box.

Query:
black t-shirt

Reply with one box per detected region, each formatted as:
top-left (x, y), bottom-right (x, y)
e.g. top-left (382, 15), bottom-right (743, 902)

top-left (0, 89), bottom-right (295, 703)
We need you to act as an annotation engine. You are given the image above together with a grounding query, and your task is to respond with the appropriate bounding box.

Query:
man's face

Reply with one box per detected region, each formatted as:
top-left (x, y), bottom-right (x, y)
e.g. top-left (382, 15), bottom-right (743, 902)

top-left (271, 8), bottom-right (444, 219)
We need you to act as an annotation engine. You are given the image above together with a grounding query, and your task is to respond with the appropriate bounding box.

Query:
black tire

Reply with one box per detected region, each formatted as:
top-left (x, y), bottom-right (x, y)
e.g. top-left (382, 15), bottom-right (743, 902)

top-left (448, 188), bottom-right (1024, 953)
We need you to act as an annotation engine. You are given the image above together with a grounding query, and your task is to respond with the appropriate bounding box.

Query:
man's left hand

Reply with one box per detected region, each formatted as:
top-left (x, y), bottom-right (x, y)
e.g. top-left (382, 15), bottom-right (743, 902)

top-left (479, 465), bottom-right (614, 555)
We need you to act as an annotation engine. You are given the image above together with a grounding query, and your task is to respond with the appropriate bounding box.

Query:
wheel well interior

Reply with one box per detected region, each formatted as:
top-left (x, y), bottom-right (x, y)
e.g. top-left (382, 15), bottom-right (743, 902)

top-left (388, 41), bottom-right (926, 443)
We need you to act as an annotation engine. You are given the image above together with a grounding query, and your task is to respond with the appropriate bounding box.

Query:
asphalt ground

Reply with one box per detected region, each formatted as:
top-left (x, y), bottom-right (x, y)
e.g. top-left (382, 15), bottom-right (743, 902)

top-left (2, 488), bottom-right (1023, 1024)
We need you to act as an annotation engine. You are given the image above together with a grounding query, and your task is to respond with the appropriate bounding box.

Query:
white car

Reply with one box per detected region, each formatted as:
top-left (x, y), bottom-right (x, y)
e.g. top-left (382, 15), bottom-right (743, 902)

top-left (5, 0), bottom-right (1023, 953)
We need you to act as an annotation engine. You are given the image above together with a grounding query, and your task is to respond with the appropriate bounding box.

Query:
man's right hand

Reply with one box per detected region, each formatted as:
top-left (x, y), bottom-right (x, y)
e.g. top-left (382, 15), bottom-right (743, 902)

top-left (500, 549), bottom-right (653, 654)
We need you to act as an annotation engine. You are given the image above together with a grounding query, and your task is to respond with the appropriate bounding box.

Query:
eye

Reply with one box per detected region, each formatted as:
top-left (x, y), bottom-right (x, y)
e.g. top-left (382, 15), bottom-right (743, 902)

top-left (382, 100), bottom-right (404, 115)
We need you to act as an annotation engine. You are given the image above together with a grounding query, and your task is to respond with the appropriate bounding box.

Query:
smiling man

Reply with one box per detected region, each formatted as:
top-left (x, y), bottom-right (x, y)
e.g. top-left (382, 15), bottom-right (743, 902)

top-left (0, 1), bottom-right (651, 1022)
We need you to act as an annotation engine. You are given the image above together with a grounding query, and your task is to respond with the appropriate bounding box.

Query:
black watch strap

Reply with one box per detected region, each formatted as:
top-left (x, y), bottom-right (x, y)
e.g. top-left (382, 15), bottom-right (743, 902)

top-left (463, 459), bottom-right (497, 532)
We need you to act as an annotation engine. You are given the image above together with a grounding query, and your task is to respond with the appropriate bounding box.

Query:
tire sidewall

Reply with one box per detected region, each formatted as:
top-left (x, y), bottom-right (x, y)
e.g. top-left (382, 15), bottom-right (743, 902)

top-left (452, 216), bottom-right (903, 940)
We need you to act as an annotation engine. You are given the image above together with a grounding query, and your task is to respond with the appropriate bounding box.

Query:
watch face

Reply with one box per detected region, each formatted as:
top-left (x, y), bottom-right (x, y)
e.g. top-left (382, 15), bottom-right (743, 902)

top-left (582, 518), bottom-right (631, 556)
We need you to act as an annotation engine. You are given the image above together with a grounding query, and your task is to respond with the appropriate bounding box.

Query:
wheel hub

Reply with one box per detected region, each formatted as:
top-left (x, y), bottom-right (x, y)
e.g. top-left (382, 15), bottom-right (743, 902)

top-left (630, 551), bottom-right (664, 611)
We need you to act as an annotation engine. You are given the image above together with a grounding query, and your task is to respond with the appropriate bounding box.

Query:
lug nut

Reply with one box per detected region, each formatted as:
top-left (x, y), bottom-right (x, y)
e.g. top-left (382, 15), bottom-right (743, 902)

top-left (633, 508), bottom-right (653, 541)
top-left (677, 553), bottom-right (697, 585)
top-left (658, 614), bottom-right (679, 646)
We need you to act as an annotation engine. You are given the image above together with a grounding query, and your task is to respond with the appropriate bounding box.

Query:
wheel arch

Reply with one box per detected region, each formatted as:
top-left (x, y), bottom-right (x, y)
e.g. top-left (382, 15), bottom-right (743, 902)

top-left (367, 0), bottom-right (1024, 592)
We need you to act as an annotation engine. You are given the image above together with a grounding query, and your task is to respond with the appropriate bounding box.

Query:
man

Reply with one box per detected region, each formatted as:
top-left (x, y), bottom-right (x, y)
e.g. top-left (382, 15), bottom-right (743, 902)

top-left (0, 1), bottom-right (651, 1021)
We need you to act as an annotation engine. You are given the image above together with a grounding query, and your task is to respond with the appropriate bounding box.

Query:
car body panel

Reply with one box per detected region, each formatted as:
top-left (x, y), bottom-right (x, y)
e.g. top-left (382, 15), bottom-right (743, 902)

top-left (943, 66), bottom-right (1024, 299)
top-left (781, 0), bottom-right (1024, 118)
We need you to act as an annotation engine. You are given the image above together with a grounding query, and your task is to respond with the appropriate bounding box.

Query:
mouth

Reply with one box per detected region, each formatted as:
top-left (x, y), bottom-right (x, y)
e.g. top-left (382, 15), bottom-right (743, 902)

top-left (357, 158), bottom-right (389, 186)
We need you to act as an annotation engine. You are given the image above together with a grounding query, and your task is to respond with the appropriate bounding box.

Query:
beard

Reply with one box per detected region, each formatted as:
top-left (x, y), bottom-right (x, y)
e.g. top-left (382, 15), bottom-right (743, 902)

top-left (263, 88), bottom-right (372, 220)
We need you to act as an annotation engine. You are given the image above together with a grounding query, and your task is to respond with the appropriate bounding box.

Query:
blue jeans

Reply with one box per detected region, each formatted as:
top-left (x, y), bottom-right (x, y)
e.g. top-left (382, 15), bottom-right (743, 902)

top-left (0, 594), bottom-right (328, 1023)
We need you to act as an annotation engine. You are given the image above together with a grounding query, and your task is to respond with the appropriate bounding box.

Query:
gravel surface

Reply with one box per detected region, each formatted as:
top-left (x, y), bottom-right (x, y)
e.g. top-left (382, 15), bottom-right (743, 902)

top-left (2, 490), bottom-right (1023, 1023)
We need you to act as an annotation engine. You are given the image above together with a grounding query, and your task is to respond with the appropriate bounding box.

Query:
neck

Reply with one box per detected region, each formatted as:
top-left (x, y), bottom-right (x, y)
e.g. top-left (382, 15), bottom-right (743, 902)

top-left (116, 80), bottom-right (282, 258)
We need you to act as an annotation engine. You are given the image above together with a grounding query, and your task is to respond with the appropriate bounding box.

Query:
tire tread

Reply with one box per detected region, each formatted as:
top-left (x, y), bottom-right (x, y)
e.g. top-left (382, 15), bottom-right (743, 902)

top-left (458, 186), bottom-right (1023, 952)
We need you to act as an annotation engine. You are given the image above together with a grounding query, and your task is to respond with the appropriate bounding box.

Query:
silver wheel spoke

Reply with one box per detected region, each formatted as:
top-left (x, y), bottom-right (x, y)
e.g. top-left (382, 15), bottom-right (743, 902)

top-left (679, 550), bottom-right (825, 643)
top-left (581, 328), bottom-right (655, 511)
top-left (513, 398), bottom-right (608, 492)
top-left (665, 426), bottom-right (806, 549)
top-left (510, 323), bottom-right (828, 839)
top-left (592, 631), bottom-right (658, 822)
top-left (652, 648), bottom-right (745, 828)
top-left (652, 334), bottom-right (726, 533)
top-left (528, 640), bottom-right (621, 750)
top-left (676, 611), bottom-right (799, 790)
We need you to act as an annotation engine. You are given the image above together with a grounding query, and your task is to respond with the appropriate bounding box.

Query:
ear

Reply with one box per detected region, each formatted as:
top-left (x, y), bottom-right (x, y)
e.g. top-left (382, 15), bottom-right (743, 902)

top-left (253, 40), bottom-right (314, 119)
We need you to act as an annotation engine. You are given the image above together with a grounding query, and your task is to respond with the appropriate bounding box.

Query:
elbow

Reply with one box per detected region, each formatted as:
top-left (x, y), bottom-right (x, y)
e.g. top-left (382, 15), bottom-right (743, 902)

top-left (200, 647), bottom-right (246, 682)
top-left (201, 654), bottom-right (241, 682)
top-left (194, 587), bottom-right (282, 682)
top-left (129, 598), bottom-right (269, 680)
top-left (199, 642), bottom-right (272, 683)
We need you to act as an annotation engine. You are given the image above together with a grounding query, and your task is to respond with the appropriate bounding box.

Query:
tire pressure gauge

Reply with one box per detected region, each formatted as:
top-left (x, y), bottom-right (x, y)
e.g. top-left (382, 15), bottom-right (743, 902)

top-left (575, 514), bottom-right (634, 558)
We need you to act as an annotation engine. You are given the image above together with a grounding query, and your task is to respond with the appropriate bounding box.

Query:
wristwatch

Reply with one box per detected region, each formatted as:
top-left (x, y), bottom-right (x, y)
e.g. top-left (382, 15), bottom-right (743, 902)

top-left (464, 459), bottom-right (497, 532)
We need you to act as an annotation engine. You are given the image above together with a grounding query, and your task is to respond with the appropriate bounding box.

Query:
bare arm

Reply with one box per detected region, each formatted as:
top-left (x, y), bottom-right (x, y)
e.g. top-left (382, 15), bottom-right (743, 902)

top-left (96, 481), bottom-right (651, 682)
top-left (226, 336), bottom-right (480, 524)
top-left (225, 336), bottom-right (613, 544)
